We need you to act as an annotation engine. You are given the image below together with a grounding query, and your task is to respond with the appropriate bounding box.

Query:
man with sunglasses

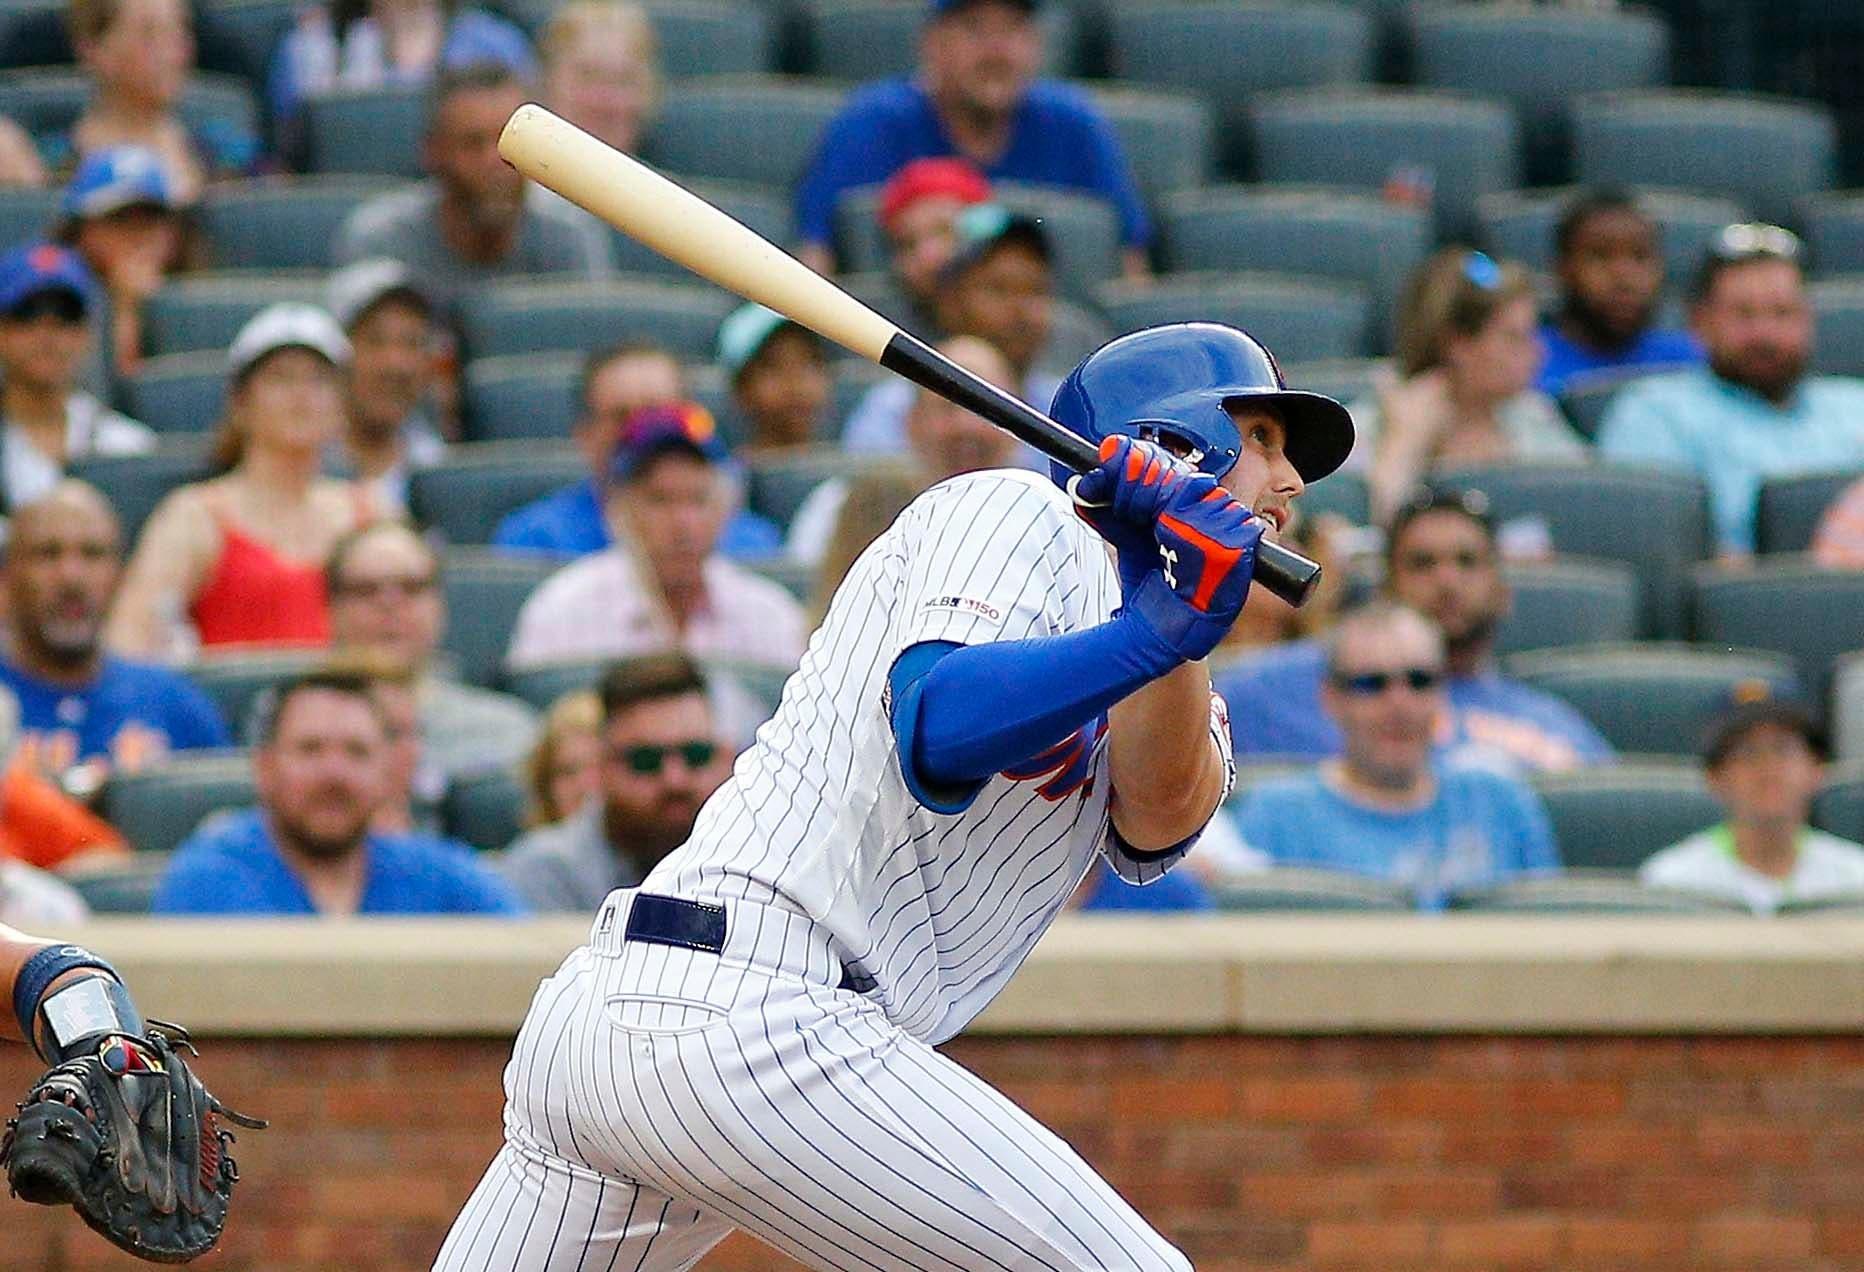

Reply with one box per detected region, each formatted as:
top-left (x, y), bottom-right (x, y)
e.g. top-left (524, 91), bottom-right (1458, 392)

top-left (1599, 222), bottom-right (1864, 555)
top-left (498, 654), bottom-right (731, 912)
top-left (1231, 601), bottom-right (1558, 907)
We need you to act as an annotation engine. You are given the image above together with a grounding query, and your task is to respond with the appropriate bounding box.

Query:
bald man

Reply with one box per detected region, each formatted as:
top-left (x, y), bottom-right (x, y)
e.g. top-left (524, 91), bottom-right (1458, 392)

top-left (785, 335), bottom-right (1023, 566)
top-left (1, 482), bottom-right (227, 791)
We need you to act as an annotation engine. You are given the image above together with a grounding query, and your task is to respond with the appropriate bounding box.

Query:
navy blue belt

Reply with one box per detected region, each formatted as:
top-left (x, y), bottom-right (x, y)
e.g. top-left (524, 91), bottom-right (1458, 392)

top-left (624, 893), bottom-right (872, 994)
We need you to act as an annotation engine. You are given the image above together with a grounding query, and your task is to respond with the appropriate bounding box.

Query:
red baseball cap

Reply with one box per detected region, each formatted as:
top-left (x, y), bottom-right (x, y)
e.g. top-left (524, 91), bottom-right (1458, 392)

top-left (879, 158), bottom-right (992, 234)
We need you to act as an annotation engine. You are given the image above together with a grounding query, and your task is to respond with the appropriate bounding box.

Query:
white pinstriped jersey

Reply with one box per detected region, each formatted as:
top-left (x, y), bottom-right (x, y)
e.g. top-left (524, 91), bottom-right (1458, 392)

top-left (649, 469), bottom-right (1233, 1045)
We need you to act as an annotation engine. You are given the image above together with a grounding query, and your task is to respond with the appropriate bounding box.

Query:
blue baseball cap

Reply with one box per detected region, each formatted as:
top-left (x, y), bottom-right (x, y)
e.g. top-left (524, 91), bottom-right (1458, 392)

top-left (60, 147), bottom-right (176, 225)
top-left (0, 243), bottom-right (100, 317)
top-left (607, 402), bottom-right (730, 483)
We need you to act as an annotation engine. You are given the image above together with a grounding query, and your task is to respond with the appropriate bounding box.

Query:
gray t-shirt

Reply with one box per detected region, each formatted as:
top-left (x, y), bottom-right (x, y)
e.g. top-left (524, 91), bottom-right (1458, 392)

top-left (418, 677), bottom-right (539, 781)
top-left (497, 803), bottom-right (644, 913)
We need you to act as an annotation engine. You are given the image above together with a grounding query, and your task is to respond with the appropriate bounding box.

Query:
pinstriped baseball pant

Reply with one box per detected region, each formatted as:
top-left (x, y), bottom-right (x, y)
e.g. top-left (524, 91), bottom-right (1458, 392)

top-left (434, 890), bottom-right (1190, 1272)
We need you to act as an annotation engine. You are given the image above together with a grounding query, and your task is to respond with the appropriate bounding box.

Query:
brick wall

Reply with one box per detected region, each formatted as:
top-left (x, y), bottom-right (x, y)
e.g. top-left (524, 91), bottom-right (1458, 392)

top-left (5, 1033), bottom-right (1860, 1271)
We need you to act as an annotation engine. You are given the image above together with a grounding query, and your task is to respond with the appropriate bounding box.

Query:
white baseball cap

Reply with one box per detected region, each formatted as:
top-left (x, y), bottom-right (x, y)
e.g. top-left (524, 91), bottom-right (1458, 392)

top-left (325, 258), bottom-right (431, 331)
top-left (227, 303), bottom-right (351, 380)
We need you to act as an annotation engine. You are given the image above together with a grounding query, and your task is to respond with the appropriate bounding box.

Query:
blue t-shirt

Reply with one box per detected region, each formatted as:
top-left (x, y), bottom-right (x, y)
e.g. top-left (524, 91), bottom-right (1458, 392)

top-left (0, 656), bottom-right (229, 774)
top-left (1077, 860), bottom-right (1212, 912)
top-left (152, 807), bottom-right (527, 916)
top-left (1536, 322), bottom-right (1701, 397)
top-left (1232, 765), bottom-right (1560, 908)
top-left (491, 479), bottom-right (783, 560)
top-left (1212, 640), bottom-right (1615, 774)
top-left (794, 78), bottom-right (1151, 250)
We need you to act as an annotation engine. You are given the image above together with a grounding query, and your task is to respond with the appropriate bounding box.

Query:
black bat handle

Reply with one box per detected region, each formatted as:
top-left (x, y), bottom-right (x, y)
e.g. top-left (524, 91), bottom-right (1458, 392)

top-left (879, 333), bottom-right (1323, 608)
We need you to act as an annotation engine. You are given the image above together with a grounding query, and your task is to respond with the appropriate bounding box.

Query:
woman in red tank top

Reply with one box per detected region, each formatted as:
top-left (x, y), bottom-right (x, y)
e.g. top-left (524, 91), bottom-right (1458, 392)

top-left (107, 304), bottom-right (373, 657)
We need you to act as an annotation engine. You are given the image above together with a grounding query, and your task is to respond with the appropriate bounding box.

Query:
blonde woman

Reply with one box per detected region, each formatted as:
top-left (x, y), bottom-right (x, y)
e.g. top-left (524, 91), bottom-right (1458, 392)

top-left (540, 1), bottom-right (661, 156)
top-left (521, 689), bottom-right (602, 827)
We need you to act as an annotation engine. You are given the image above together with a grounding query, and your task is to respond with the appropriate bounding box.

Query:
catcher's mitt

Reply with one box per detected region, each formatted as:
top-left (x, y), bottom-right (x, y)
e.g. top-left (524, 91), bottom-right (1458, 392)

top-left (2, 1021), bottom-right (266, 1264)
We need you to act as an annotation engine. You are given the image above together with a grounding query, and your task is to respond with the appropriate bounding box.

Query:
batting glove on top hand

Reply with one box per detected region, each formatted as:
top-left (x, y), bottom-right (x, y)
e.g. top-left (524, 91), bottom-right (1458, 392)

top-left (1070, 435), bottom-right (1202, 596)
top-left (1122, 476), bottom-right (1264, 665)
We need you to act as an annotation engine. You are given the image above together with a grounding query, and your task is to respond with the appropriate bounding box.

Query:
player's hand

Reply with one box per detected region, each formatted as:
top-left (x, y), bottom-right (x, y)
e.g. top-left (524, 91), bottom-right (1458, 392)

top-left (1121, 480), bottom-right (1263, 664)
top-left (1069, 436), bottom-right (1200, 595)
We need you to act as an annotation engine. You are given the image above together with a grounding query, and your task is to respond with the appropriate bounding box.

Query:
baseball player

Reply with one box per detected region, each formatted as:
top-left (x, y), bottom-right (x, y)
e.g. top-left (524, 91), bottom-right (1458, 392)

top-left (438, 323), bottom-right (1354, 1271)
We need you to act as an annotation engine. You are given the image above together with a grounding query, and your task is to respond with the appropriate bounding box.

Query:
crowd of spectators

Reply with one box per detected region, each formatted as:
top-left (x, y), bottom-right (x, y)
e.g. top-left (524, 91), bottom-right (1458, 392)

top-left (0, 0), bottom-right (1860, 926)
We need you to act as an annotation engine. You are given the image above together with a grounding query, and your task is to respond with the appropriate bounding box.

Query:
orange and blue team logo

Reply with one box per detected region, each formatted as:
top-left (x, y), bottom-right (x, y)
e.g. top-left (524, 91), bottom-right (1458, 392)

top-left (1004, 712), bottom-right (1106, 801)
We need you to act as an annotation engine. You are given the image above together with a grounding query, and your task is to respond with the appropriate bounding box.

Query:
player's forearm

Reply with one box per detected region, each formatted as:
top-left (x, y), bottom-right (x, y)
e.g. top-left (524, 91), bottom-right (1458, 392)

top-left (1, 924), bottom-right (57, 1047)
top-left (1106, 661), bottom-right (1226, 850)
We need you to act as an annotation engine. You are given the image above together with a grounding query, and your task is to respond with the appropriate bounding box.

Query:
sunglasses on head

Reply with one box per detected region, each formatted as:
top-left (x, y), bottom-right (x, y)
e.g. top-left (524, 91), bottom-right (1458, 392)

top-left (1708, 222), bottom-right (1801, 264)
top-left (1331, 667), bottom-right (1443, 696)
top-left (617, 739), bottom-right (718, 776)
top-left (1461, 250), bottom-right (1502, 291)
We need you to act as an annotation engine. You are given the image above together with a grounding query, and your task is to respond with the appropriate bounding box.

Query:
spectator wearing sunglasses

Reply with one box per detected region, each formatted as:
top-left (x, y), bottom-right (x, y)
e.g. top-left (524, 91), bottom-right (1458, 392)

top-left (1229, 601), bottom-right (1559, 908)
top-left (1349, 248), bottom-right (1588, 526)
top-left (1214, 493), bottom-right (1613, 775)
top-left (1599, 223), bottom-right (1864, 556)
top-left (498, 654), bottom-right (731, 912)
top-left (0, 243), bottom-right (154, 512)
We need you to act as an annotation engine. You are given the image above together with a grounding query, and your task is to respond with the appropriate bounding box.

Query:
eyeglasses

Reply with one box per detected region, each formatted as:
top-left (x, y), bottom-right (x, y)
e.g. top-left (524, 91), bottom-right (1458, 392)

top-left (1461, 250), bottom-right (1502, 291)
top-left (614, 739), bottom-right (718, 775)
top-left (1331, 667), bottom-right (1443, 696)
top-left (1708, 222), bottom-right (1801, 264)
top-left (333, 574), bottom-right (436, 603)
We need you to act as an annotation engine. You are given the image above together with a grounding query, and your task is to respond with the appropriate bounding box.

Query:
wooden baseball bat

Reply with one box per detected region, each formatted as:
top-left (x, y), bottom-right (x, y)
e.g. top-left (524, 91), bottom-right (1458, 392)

top-left (497, 103), bottom-right (1322, 606)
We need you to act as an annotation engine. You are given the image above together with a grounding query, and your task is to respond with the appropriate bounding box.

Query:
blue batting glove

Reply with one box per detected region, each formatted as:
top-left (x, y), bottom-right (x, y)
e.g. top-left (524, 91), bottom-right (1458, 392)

top-left (1121, 478), bottom-right (1264, 663)
top-left (1070, 435), bottom-right (1200, 596)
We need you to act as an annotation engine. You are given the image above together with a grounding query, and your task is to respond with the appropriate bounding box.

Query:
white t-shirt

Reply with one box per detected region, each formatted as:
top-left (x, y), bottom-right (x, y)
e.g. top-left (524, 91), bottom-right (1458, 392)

top-left (0, 859), bottom-right (89, 928)
top-left (2, 394), bottom-right (156, 508)
top-left (1639, 825), bottom-right (1864, 914)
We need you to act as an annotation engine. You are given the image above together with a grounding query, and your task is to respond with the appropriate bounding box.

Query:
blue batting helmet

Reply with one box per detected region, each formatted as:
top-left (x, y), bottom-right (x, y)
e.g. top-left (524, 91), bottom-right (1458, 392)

top-left (1048, 323), bottom-right (1355, 486)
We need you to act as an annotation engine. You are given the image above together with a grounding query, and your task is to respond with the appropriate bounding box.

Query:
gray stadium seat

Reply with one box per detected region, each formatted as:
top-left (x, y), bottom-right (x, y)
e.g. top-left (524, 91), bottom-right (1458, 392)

top-left (437, 548), bottom-right (562, 689)
top-left (1810, 277), bottom-right (1864, 379)
top-left (1813, 765), bottom-right (1864, 844)
top-left (1692, 559), bottom-right (1864, 701)
top-left (461, 353), bottom-right (581, 444)
top-left (1495, 559), bottom-right (1639, 656)
top-left (407, 442), bottom-right (586, 546)
top-left (100, 751), bottom-right (257, 856)
top-left (304, 84), bottom-right (426, 176)
top-left (745, 446), bottom-right (891, 530)
top-left (143, 272), bottom-right (326, 357)
top-left (1107, 2), bottom-right (1375, 177)
top-left (644, 75), bottom-right (846, 190)
top-left (743, 555), bottom-right (814, 602)
top-left (1556, 366), bottom-right (1675, 443)
top-left (0, 185), bottom-right (56, 248)
top-left (1409, 6), bottom-right (1669, 184)
top-left (502, 659), bottom-right (607, 714)
top-left (1530, 761), bottom-right (1722, 871)
top-left (1476, 186), bottom-right (1747, 289)
top-left (441, 767), bottom-right (528, 852)
top-left (704, 656), bottom-right (793, 716)
top-left (1082, 83), bottom-right (1212, 202)
top-left (1570, 90), bottom-right (1837, 228)
top-left (119, 353), bottom-right (227, 435)
top-left (187, 650), bottom-right (324, 742)
top-left (1160, 187), bottom-right (1428, 351)
top-left (67, 442), bottom-right (212, 548)
top-left (1250, 89), bottom-right (1520, 241)
top-left (834, 181), bottom-right (1121, 304)
top-left (1447, 872), bottom-right (1749, 915)
top-left (64, 852), bottom-right (172, 914)
top-left (1096, 272), bottom-right (1372, 362)
top-left (1505, 643), bottom-right (1800, 757)
top-left (1802, 191), bottom-right (1864, 277)
top-left (0, 0), bottom-right (65, 71)
top-left (0, 69), bottom-right (257, 150)
top-left (197, 176), bottom-right (404, 270)
top-left (802, 0), bottom-right (1080, 80)
top-left (1293, 468), bottom-right (1370, 530)
top-left (1777, 892), bottom-right (1864, 917)
top-left (1430, 462), bottom-right (1712, 640)
top-left (1212, 868), bottom-right (1412, 913)
top-left (201, 0), bottom-right (297, 89)
top-left (458, 278), bottom-right (734, 362)
top-left (1755, 470), bottom-right (1861, 555)
top-left (612, 176), bottom-right (791, 279)
top-left (1277, 358), bottom-right (1387, 416)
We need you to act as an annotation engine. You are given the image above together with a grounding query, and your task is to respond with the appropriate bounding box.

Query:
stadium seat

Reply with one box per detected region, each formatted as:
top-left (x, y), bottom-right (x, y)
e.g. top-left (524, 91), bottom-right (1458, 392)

top-left (1810, 276), bottom-right (1864, 378)
top-left (68, 442), bottom-right (213, 547)
top-left (741, 556), bottom-right (814, 602)
top-left (1556, 366), bottom-right (1675, 443)
top-left (1409, 6), bottom-right (1668, 183)
top-left (1495, 559), bottom-right (1639, 656)
top-left (1211, 868), bottom-right (1412, 912)
top-left (502, 659), bottom-right (606, 714)
top-left (1160, 187), bottom-right (1428, 351)
top-left (1096, 272), bottom-right (1372, 362)
top-left (63, 852), bottom-right (172, 914)
top-left (1755, 470), bottom-right (1860, 555)
top-left (143, 272), bottom-right (327, 357)
top-left (1813, 764), bottom-right (1864, 844)
top-left (1476, 186), bottom-right (1747, 287)
top-left (1430, 463), bottom-right (1712, 640)
top-left (1082, 83), bottom-right (1212, 202)
top-left (1834, 653), bottom-right (1864, 764)
top-left (1249, 89), bottom-right (1520, 241)
top-left (1530, 761), bottom-right (1722, 872)
top-left (1777, 892), bottom-right (1864, 917)
top-left (0, 185), bottom-right (56, 249)
top-left (612, 177), bottom-right (791, 279)
top-left (437, 548), bottom-right (563, 689)
top-left (1447, 872), bottom-right (1749, 915)
top-left (1505, 643), bottom-right (1799, 757)
top-left (304, 83), bottom-right (426, 176)
top-left (119, 353), bottom-right (227, 435)
top-left (1278, 358), bottom-right (1387, 415)
top-left (703, 656), bottom-right (792, 717)
top-left (100, 751), bottom-right (256, 855)
top-left (441, 767), bottom-right (528, 853)
top-left (196, 176), bottom-right (404, 270)
top-left (644, 75), bottom-right (846, 190)
top-left (0, 69), bottom-right (257, 150)
top-left (1107, 2), bottom-right (1376, 177)
top-left (458, 277), bottom-right (734, 362)
top-left (0, 0), bottom-right (67, 70)
top-left (802, 0), bottom-right (1080, 80)
top-left (187, 650), bottom-right (324, 741)
top-left (199, 0), bottom-right (297, 90)
top-left (1691, 559), bottom-right (1864, 701)
top-left (1295, 468), bottom-right (1371, 530)
top-left (461, 353), bottom-right (581, 444)
top-left (407, 442), bottom-right (586, 546)
top-left (834, 181), bottom-right (1121, 304)
top-left (745, 446), bottom-right (892, 529)
top-left (1802, 190), bottom-right (1864, 277)
top-left (1570, 90), bottom-right (1837, 228)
